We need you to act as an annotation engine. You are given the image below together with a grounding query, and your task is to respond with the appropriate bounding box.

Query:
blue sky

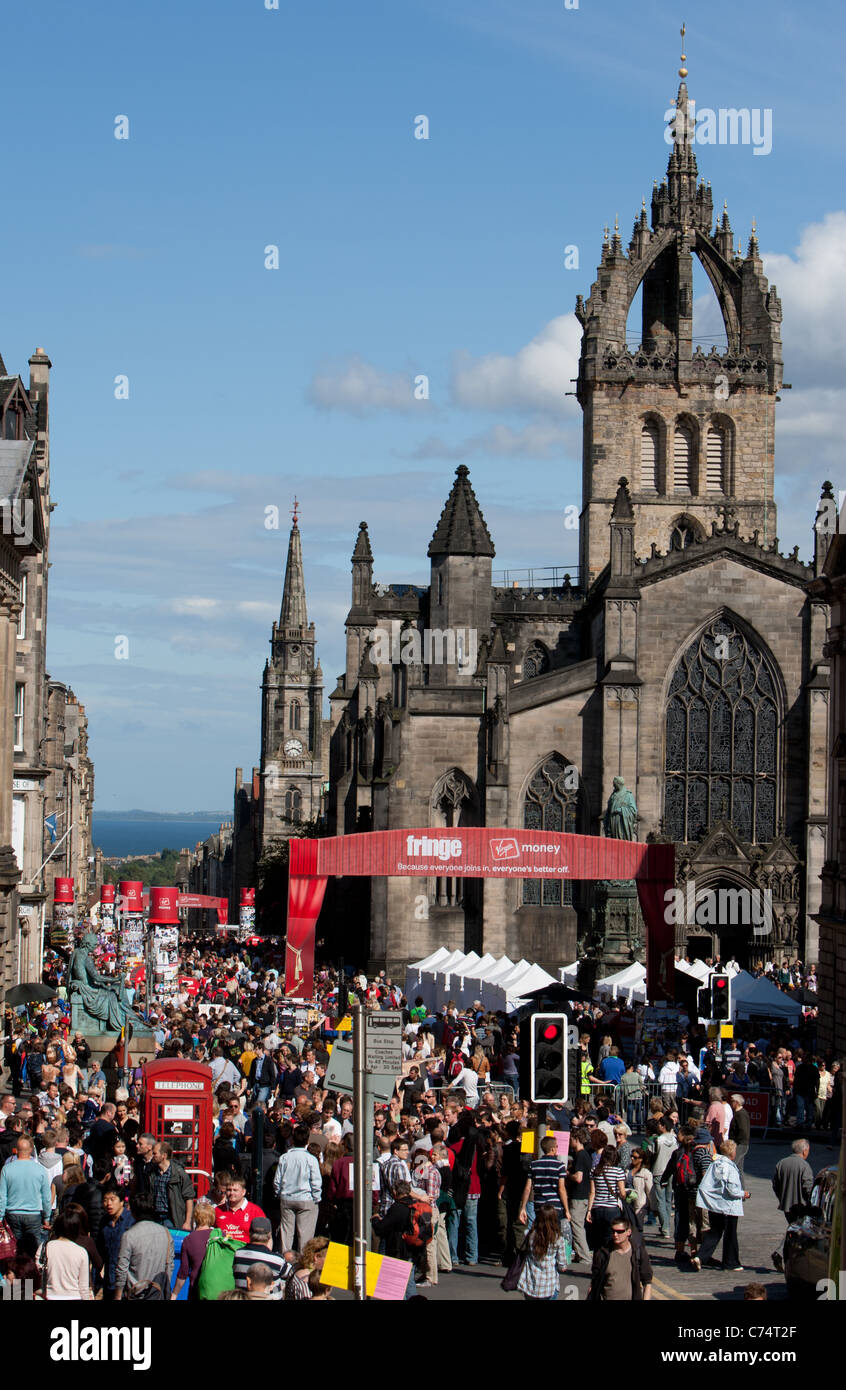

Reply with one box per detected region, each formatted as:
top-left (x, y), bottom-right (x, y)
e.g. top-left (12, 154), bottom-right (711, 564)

top-left (2, 0), bottom-right (844, 811)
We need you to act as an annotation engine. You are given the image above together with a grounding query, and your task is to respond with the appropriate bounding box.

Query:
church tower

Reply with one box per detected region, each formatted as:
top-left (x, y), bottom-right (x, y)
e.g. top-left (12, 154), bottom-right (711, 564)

top-left (576, 30), bottom-right (783, 588)
top-left (260, 502), bottom-right (325, 843)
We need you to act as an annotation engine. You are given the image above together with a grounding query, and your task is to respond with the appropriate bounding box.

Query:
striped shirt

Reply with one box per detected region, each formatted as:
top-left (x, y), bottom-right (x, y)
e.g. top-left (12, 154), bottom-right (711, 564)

top-left (591, 1164), bottom-right (626, 1208)
top-left (528, 1156), bottom-right (567, 1213)
top-left (232, 1242), bottom-right (293, 1299)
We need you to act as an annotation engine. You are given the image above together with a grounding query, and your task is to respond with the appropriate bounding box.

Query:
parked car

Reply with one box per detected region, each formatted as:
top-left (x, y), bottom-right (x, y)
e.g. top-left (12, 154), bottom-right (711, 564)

top-left (782, 1165), bottom-right (838, 1299)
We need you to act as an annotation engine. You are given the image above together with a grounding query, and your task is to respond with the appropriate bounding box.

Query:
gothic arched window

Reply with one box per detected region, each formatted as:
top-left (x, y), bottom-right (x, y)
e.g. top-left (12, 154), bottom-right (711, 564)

top-left (641, 421), bottom-right (659, 491)
top-left (431, 769), bottom-right (476, 907)
top-left (673, 423), bottom-right (693, 492)
top-left (284, 788), bottom-right (302, 822)
top-left (522, 754), bottom-right (578, 906)
top-left (522, 643), bottom-right (550, 680)
top-left (706, 427), bottom-right (726, 492)
top-left (290, 700), bottom-right (301, 730)
top-left (670, 516), bottom-right (700, 551)
top-left (664, 616), bottom-right (778, 844)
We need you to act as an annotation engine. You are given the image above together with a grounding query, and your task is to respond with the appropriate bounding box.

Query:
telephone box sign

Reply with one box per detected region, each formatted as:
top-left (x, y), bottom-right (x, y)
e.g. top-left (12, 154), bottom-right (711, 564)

top-left (151, 1080), bottom-right (206, 1091)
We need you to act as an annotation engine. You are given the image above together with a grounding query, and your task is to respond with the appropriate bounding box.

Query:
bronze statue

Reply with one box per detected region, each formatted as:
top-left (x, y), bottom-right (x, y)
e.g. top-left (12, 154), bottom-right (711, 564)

top-left (604, 776), bottom-right (639, 841)
top-left (68, 932), bottom-right (148, 1035)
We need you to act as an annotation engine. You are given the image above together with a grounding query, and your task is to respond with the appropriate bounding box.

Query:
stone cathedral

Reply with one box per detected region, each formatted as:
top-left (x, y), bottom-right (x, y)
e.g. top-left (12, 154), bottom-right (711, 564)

top-left (324, 58), bottom-right (830, 978)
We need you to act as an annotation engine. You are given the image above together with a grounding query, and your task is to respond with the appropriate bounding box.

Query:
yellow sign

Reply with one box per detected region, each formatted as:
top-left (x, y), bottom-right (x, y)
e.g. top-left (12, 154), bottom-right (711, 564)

top-left (720, 1023), bottom-right (733, 1039)
top-left (320, 1241), bottom-right (411, 1299)
top-left (521, 1131), bottom-right (536, 1155)
top-left (337, 1016), bottom-right (353, 1033)
top-left (707, 1023), bottom-right (719, 1039)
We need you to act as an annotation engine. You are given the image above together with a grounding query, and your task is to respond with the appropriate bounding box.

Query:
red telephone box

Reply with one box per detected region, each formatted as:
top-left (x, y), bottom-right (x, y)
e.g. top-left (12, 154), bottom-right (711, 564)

top-left (142, 1058), bottom-right (213, 1199)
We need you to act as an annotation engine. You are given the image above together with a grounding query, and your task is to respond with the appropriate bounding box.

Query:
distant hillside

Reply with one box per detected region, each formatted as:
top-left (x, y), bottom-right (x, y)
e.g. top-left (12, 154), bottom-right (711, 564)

top-left (102, 848), bottom-right (184, 885)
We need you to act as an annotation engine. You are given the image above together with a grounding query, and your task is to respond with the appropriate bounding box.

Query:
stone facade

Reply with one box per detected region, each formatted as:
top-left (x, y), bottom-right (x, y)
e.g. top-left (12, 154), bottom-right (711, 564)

top-left (38, 682), bottom-right (96, 967)
top-left (0, 342), bottom-right (96, 1001)
top-left (325, 70), bottom-right (828, 980)
top-left (808, 520), bottom-right (846, 1055)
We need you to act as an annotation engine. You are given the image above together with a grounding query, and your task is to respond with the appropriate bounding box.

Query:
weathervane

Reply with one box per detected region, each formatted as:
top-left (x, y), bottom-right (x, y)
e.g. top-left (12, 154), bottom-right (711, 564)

top-left (679, 22), bottom-right (688, 78)
top-left (292, 496), bottom-right (299, 526)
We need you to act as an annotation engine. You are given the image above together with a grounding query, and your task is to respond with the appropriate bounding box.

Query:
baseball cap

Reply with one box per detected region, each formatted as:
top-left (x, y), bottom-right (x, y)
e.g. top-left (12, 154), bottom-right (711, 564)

top-left (249, 1217), bottom-right (272, 1237)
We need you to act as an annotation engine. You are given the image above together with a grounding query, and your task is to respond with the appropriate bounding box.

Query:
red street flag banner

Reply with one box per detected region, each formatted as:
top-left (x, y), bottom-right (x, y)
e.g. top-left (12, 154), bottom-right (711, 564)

top-left (285, 829), bottom-right (676, 1002)
top-left (177, 893), bottom-right (229, 924)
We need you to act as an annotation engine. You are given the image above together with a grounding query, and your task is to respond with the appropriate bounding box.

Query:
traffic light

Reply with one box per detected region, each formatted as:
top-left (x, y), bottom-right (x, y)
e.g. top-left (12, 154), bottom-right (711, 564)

top-left (710, 971), bottom-right (731, 1021)
top-left (530, 1013), bottom-right (568, 1102)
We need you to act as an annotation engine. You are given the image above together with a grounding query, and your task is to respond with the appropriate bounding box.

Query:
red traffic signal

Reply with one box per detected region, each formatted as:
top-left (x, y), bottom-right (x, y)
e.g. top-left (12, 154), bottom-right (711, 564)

top-left (530, 1013), bottom-right (569, 1103)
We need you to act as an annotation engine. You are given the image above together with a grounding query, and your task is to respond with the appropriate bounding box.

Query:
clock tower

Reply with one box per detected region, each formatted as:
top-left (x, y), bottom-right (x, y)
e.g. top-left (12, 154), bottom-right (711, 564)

top-left (259, 502), bottom-right (327, 845)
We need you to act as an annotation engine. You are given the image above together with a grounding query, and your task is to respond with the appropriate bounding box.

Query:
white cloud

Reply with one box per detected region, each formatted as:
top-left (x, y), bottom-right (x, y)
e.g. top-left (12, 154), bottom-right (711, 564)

top-left (764, 212), bottom-right (846, 388)
top-left (306, 356), bottom-right (428, 414)
top-left (450, 315), bottom-right (582, 415)
top-left (404, 420), bottom-right (575, 460)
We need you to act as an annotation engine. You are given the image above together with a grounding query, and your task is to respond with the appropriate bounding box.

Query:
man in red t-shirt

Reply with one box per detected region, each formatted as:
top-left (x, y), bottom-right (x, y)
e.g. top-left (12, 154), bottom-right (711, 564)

top-left (214, 1177), bottom-right (265, 1242)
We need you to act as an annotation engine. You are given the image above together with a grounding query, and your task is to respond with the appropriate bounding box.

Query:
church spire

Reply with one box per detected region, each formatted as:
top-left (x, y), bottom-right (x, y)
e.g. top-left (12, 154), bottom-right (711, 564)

top-left (280, 501), bottom-right (308, 629)
top-left (428, 465), bottom-right (495, 558)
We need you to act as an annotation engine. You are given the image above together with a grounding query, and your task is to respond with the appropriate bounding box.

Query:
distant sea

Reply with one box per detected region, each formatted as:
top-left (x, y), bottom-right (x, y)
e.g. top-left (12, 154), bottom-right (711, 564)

top-left (92, 816), bottom-right (228, 858)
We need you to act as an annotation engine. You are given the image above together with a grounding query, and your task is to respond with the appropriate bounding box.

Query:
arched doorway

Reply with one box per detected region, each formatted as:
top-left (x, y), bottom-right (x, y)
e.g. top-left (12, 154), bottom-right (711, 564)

top-left (688, 876), bottom-right (757, 969)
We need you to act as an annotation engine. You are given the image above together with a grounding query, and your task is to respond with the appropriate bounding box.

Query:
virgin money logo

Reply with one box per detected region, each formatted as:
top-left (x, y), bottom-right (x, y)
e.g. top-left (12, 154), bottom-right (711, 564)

top-left (491, 838), bottom-right (519, 861)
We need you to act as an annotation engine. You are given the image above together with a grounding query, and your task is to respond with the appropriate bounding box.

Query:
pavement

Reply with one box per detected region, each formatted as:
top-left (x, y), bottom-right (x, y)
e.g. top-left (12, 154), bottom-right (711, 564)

top-left (397, 1135), bottom-right (837, 1303)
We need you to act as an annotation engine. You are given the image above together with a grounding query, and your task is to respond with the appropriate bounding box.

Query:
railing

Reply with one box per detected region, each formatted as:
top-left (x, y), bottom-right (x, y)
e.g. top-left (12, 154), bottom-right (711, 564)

top-left (492, 566), bottom-right (581, 590)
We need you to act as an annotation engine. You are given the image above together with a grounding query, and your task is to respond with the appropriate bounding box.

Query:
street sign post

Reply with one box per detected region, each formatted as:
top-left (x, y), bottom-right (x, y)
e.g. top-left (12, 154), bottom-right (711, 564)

top-left (365, 1011), bottom-right (404, 1075)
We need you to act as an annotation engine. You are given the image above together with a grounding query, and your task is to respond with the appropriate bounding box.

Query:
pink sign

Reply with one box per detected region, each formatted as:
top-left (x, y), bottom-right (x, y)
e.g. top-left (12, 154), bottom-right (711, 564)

top-left (372, 1255), bottom-right (413, 1301)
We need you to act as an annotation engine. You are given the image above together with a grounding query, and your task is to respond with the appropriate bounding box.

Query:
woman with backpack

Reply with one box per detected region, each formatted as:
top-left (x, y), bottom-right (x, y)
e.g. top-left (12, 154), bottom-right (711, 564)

top-left (514, 1203), bottom-right (570, 1301)
top-left (671, 1127), bottom-right (700, 1262)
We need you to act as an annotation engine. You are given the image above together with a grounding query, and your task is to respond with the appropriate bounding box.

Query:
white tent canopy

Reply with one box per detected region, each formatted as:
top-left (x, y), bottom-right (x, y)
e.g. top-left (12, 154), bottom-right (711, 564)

top-left (404, 948), bottom-right (452, 1002)
top-left (402, 951), bottom-right (561, 1015)
top-left (595, 962), bottom-right (647, 1005)
top-left (675, 957), bottom-right (711, 982)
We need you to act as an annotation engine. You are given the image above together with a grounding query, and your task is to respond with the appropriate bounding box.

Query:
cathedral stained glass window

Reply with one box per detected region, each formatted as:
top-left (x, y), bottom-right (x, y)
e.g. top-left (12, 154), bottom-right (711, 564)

top-left (522, 754), bottom-right (578, 906)
top-left (664, 616), bottom-right (778, 844)
top-left (522, 643), bottom-right (550, 680)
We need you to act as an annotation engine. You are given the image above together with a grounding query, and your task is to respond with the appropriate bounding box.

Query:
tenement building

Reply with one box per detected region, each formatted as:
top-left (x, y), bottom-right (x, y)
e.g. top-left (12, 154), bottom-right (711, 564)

top-left (326, 61), bottom-right (828, 978)
top-left (0, 342), bottom-right (96, 1000)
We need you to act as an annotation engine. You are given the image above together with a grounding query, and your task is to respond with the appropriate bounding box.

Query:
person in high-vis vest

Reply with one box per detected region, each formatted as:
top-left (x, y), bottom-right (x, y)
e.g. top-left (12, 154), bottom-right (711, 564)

top-left (579, 1038), bottom-right (595, 1099)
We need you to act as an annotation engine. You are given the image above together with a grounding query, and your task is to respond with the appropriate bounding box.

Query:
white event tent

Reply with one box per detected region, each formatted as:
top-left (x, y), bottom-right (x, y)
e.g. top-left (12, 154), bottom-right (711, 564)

top-left (594, 962), bottom-right (648, 1005)
top-left (403, 950), bottom-right (555, 1015)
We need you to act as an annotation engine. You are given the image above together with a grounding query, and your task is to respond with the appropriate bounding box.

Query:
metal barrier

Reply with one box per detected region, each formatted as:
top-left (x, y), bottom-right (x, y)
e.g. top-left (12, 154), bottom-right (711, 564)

top-left (581, 1079), bottom-right (707, 1132)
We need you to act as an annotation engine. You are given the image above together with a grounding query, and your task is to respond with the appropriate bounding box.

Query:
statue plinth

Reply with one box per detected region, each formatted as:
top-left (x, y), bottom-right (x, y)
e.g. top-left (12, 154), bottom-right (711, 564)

top-left (577, 777), bottom-right (644, 991)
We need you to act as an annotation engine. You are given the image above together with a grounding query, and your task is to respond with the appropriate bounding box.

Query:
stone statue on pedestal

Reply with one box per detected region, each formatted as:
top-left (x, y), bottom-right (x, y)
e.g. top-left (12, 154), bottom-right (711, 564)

top-left (580, 778), bottom-right (645, 988)
top-left (68, 932), bottom-right (150, 1037)
top-left (604, 776), bottom-right (639, 840)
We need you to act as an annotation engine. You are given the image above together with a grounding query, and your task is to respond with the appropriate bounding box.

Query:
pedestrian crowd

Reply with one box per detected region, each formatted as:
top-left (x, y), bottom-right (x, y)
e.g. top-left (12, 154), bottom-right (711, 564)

top-left (0, 938), bottom-right (838, 1303)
